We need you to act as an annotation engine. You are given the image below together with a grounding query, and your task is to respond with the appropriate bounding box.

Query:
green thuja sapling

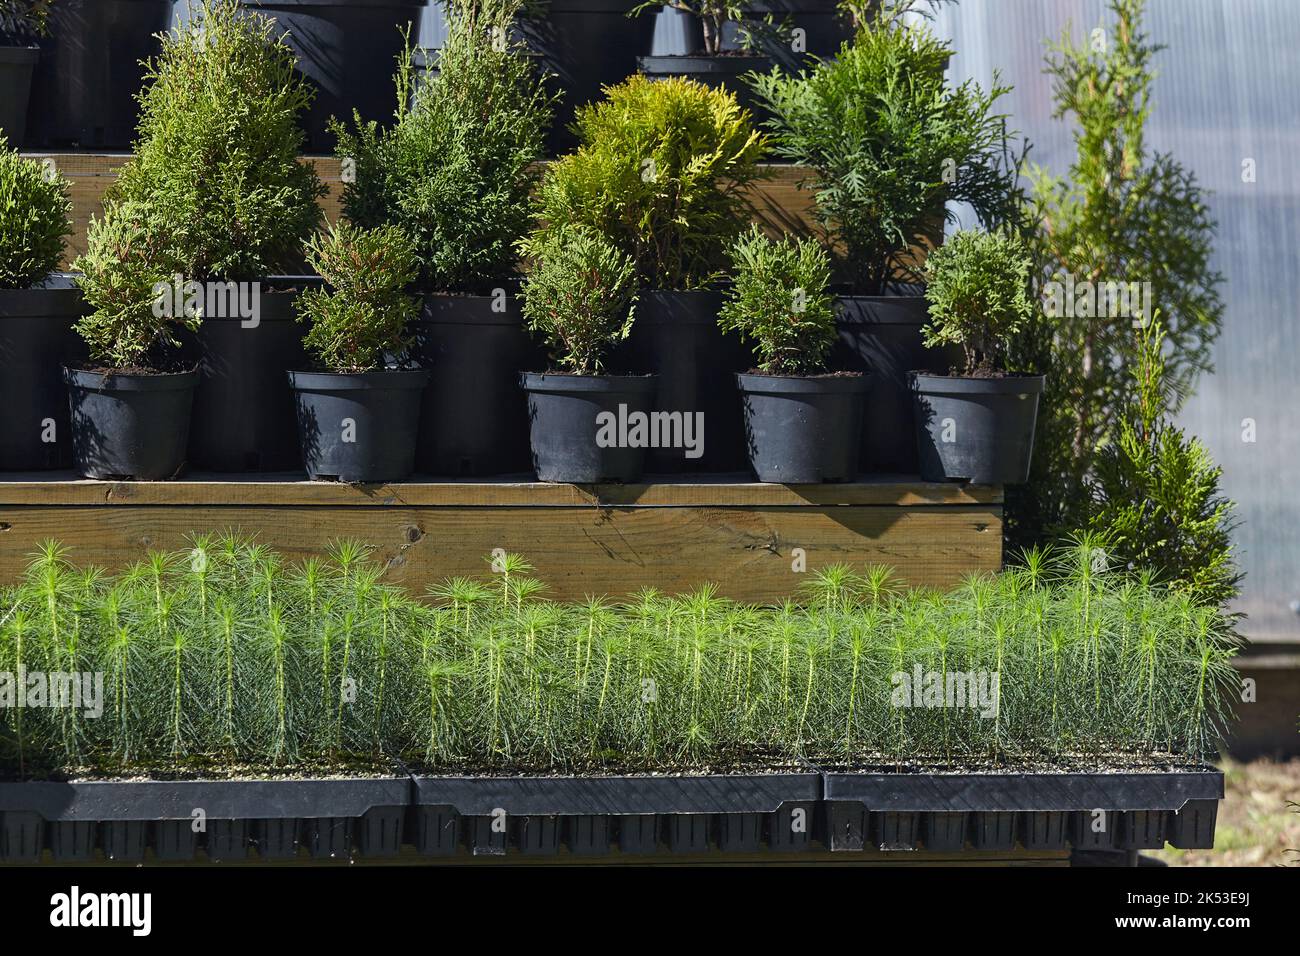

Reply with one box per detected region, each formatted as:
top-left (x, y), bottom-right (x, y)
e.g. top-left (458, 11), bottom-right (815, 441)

top-left (519, 225), bottom-right (639, 375)
top-left (73, 201), bottom-right (195, 371)
top-left (752, 15), bottom-right (1018, 291)
top-left (335, 0), bottom-right (552, 293)
top-left (534, 75), bottom-right (766, 291)
top-left (718, 226), bottom-right (835, 376)
top-left (295, 222), bottom-right (419, 372)
top-left (0, 138), bottom-right (70, 289)
top-left (922, 228), bottom-right (1034, 377)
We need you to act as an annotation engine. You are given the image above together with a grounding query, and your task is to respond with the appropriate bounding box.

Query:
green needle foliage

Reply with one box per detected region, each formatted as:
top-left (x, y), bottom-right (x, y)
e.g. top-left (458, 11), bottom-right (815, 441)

top-left (295, 222), bottom-right (420, 373)
top-left (72, 201), bottom-right (197, 370)
top-left (1086, 323), bottom-right (1240, 607)
top-left (751, 16), bottom-right (1019, 292)
top-left (105, 0), bottom-right (325, 281)
top-left (534, 74), bottom-right (767, 291)
top-left (0, 137), bottom-right (70, 289)
top-left (335, 0), bottom-right (553, 293)
top-left (718, 226), bottom-right (835, 375)
top-left (922, 229), bottom-right (1034, 377)
top-left (1010, 0), bottom-right (1224, 548)
top-left (519, 225), bottom-right (639, 375)
top-left (0, 536), bottom-right (1235, 778)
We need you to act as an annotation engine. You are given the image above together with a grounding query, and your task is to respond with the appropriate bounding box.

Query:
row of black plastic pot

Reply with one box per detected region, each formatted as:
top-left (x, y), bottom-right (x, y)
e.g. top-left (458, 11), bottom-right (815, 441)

top-left (0, 768), bottom-right (1223, 863)
top-left (0, 2), bottom-right (851, 156)
top-left (0, 283), bottom-right (1040, 484)
top-left (0, 0), bottom-right (434, 153)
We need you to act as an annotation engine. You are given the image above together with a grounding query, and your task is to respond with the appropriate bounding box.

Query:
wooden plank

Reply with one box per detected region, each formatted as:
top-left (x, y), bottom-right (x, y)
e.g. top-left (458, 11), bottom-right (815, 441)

top-left (29, 154), bottom-right (345, 266)
top-left (29, 154), bottom-right (935, 272)
top-left (0, 500), bottom-right (1001, 601)
top-left (0, 474), bottom-right (1002, 508)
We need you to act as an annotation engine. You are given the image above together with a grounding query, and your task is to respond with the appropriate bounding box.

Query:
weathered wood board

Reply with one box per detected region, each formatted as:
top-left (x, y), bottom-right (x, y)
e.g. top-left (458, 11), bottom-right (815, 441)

top-left (0, 476), bottom-right (1002, 602)
top-left (26, 155), bottom-right (939, 271)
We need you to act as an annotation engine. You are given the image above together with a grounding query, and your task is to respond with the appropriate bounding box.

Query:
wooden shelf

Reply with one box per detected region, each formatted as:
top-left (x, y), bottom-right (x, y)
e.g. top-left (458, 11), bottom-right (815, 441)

top-left (0, 474), bottom-right (1002, 602)
top-left (25, 154), bottom-right (936, 271)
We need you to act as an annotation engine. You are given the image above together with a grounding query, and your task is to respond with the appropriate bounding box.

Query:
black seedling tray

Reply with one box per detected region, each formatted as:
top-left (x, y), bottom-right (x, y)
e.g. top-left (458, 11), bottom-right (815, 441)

top-left (819, 769), bottom-right (1223, 853)
top-left (0, 768), bottom-right (1223, 862)
top-left (0, 777), bottom-right (408, 863)
top-left (410, 772), bottom-right (822, 857)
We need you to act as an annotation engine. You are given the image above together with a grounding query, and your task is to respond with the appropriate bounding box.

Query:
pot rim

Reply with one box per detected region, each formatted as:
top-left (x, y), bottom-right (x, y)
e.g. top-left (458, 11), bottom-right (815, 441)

top-left (910, 372), bottom-right (1046, 396)
top-left (736, 371), bottom-right (869, 394)
top-left (638, 53), bottom-right (773, 73)
top-left (0, 284), bottom-right (84, 317)
top-left (833, 293), bottom-right (930, 326)
top-left (287, 368), bottom-right (431, 390)
top-left (238, 0), bottom-right (429, 8)
top-left (64, 365), bottom-right (200, 391)
top-left (416, 290), bottom-right (523, 326)
top-left (521, 371), bottom-right (658, 393)
top-left (0, 45), bottom-right (40, 62)
top-left (523, 0), bottom-right (661, 13)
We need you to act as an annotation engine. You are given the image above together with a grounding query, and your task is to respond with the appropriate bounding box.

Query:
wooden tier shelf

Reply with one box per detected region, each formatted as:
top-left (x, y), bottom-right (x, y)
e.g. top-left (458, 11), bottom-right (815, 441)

top-left (24, 154), bottom-right (934, 272)
top-left (0, 474), bottom-right (1002, 602)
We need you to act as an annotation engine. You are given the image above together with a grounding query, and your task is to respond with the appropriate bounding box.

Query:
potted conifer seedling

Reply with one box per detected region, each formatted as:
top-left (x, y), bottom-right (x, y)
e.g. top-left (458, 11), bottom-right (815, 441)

top-left (0, 137), bottom-right (84, 471)
top-left (536, 74), bottom-right (765, 472)
top-left (112, 0), bottom-right (326, 472)
top-left (518, 225), bottom-right (651, 483)
top-left (720, 226), bottom-right (866, 482)
top-left (68, 202), bottom-right (200, 480)
top-left (288, 222), bottom-right (429, 482)
top-left (752, 16), bottom-right (1017, 474)
top-left (335, 0), bottom-right (553, 477)
top-left (911, 228), bottom-right (1044, 484)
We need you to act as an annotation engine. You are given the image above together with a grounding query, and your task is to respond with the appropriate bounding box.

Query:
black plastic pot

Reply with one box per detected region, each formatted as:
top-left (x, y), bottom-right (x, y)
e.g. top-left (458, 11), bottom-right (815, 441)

top-left (0, 46), bottom-right (39, 146)
top-left (735, 372), bottom-right (868, 483)
top-left (819, 769), bottom-right (1224, 853)
top-left (234, 0), bottom-right (428, 153)
top-left (970, 810), bottom-right (1016, 851)
top-left (521, 372), bottom-right (658, 483)
top-left (25, 0), bottom-right (172, 149)
top-left (872, 811), bottom-right (918, 850)
top-left (923, 811), bottom-right (967, 852)
top-left (187, 285), bottom-right (317, 473)
top-left (831, 294), bottom-right (959, 476)
top-left (409, 291), bottom-right (542, 477)
top-left (0, 777), bottom-right (408, 863)
top-left (518, 1), bottom-right (660, 156)
top-left (1023, 811), bottom-right (1068, 851)
top-left (65, 367), bottom-right (198, 480)
top-left (911, 373), bottom-right (1045, 484)
top-left (0, 281), bottom-right (85, 470)
top-left (618, 814), bottom-right (659, 854)
top-left (568, 815), bottom-right (611, 857)
top-left (610, 289), bottom-right (751, 473)
top-left (719, 0), bottom-right (855, 69)
top-left (288, 368), bottom-right (430, 482)
top-left (637, 53), bottom-right (772, 120)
